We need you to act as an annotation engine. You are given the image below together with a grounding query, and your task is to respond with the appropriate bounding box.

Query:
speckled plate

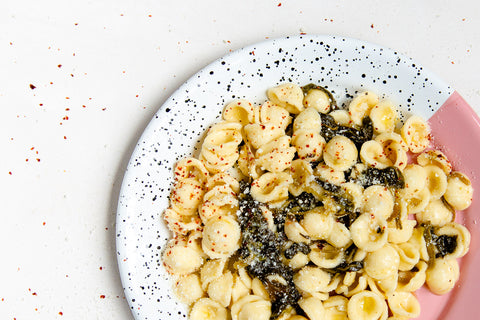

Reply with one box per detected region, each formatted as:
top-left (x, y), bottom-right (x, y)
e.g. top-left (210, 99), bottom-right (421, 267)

top-left (116, 35), bottom-right (480, 320)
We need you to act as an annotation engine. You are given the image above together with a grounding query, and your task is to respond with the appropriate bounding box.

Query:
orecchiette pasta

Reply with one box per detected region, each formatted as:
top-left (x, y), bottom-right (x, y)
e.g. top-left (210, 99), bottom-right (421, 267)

top-left (393, 242), bottom-right (420, 271)
top-left (416, 149), bottom-right (452, 174)
top-left (329, 109), bottom-right (350, 126)
top-left (190, 298), bottom-right (228, 320)
top-left (175, 273), bottom-right (205, 305)
top-left (416, 198), bottom-right (454, 227)
top-left (200, 259), bottom-right (227, 290)
top-left (244, 122), bottom-right (284, 150)
top-left (336, 272), bottom-right (368, 298)
top-left (301, 208), bottom-right (334, 240)
top-left (402, 164), bottom-right (427, 196)
top-left (267, 83), bottom-right (305, 114)
top-left (170, 177), bottom-right (205, 215)
top-left (256, 135), bottom-right (296, 172)
top-left (207, 271), bottom-right (234, 307)
top-left (360, 140), bottom-right (392, 169)
top-left (350, 213), bottom-right (388, 252)
top-left (362, 185), bottom-right (394, 220)
top-left (387, 291), bottom-right (420, 318)
top-left (303, 87), bottom-right (332, 113)
top-left (309, 243), bottom-right (345, 268)
top-left (250, 172), bottom-right (292, 206)
top-left (292, 107), bottom-right (326, 161)
top-left (423, 164), bottom-right (448, 200)
top-left (201, 121), bottom-right (243, 173)
top-left (348, 91), bottom-right (379, 126)
top-left (162, 84), bottom-right (473, 320)
top-left (314, 163), bottom-right (345, 185)
top-left (443, 171), bottom-right (473, 210)
top-left (425, 258), bottom-right (460, 295)
top-left (231, 295), bottom-right (271, 320)
top-left (257, 101), bottom-right (292, 130)
top-left (298, 297), bottom-right (326, 320)
top-left (163, 237), bottom-right (205, 275)
top-left (387, 219), bottom-right (416, 244)
top-left (323, 135), bottom-right (358, 171)
top-left (222, 99), bottom-right (256, 125)
top-left (293, 266), bottom-right (332, 294)
top-left (323, 296), bottom-right (349, 320)
top-left (397, 260), bottom-right (427, 292)
top-left (400, 115), bottom-right (430, 153)
top-left (200, 184), bottom-right (238, 221)
top-left (364, 245), bottom-right (400, 280)
top-left (369, 100), bottom-right (397, 134)
top-left (174, 157), bottom-right (210, 184)
top-left (202, 215), bottom-right (241, 259)
top-left (347, 291), bottom-right (388, 320)
top-left (289, 159), bottom-right (316, 196)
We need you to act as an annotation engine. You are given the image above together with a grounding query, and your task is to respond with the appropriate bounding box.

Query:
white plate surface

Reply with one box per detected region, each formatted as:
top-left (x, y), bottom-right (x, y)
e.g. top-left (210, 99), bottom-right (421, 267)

top-left (116, 35), bottom-right (453, 320)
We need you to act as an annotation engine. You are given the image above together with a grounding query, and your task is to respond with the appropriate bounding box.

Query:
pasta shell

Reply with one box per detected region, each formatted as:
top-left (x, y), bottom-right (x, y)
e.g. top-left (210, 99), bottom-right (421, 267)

top-left (190, 298), bottom-right (228, 320)
top-left (369, 100), bottom-right (398, 133)
top-left (360, 140), bottom-right (392, 169)
top-left (324, 135), bottom-right (358, 171)
top-left (443, 171), bottom-right (473, 210)
top-left (348, 91), bottom-right (379, 126)
top-left (303, 88), bottom-right (332, 114)
top-left (222, 99), bottom-right (255, 125)
top-left (400, 115), bottom-right (431, 153)
top-left (267, 83), bottom-right (305, 114)
top-left (416, 150), bottom-right (452, 174)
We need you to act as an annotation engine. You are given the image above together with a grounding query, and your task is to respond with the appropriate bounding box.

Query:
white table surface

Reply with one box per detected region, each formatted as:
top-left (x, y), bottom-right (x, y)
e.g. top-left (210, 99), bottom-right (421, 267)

top-left (1, 0), bottom-right (479, 319)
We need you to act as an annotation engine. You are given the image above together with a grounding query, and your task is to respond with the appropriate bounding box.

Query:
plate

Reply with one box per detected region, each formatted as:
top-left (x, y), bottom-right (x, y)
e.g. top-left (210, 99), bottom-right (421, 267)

top-left (116, 35), bottom-right (480, 320)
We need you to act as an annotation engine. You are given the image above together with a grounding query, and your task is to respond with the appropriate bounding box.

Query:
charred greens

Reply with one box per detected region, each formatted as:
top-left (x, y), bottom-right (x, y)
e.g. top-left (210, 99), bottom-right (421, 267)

top-left (283, 242), bottom-right (311, 260)
top-left (237, 184), bottom-right (301, 319)
top-left (319, 114), bottom-right (374, 149)
top-left (354, 166), bottom-right (405, 189)
top-left (422, 223), bottom-right (458, 261)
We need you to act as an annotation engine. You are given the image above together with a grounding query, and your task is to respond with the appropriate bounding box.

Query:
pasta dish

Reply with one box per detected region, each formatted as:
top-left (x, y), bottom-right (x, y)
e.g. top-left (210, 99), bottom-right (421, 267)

top-left (161, 83), bottom-right (472, 320)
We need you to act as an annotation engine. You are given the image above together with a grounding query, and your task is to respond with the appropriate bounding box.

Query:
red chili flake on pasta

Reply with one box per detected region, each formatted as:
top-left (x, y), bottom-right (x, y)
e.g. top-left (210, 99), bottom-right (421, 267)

top-left (29, 84), bottom-right (36, 90)
top-left (58, 64), bottom-right (62, 68)
top-left (100, 295), bottom-right (106, 299)
top-left (59, 311), bottom-right (63, 315)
